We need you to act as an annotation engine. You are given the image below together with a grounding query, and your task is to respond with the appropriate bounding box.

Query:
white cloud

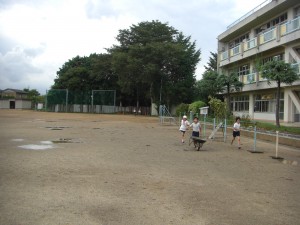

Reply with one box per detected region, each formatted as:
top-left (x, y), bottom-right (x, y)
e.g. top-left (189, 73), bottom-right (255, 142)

top-left (0, 0), bottom-right (266, 94)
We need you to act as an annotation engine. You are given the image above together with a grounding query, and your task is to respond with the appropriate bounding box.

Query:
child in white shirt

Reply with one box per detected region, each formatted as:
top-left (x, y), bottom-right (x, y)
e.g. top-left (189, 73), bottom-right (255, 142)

top-left (179, 115), bottom-right (190, 143)
top-left (190, 117), bottom-right (201, 147)
top-left (190, 116), bottom-right (201, 138)
top-left (231, 117), bottom-right (241, 149)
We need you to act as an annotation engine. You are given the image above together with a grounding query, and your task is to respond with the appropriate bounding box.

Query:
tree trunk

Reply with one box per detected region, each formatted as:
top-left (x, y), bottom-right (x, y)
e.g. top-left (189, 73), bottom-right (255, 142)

top-left (136, 87), bottom-right (140, 110)
top-left (276, 81), bottom-right (281, 128)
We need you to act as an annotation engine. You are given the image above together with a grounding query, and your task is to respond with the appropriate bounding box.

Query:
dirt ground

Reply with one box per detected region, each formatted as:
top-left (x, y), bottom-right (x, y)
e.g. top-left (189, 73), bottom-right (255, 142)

top-left (0, 110), bottom-right (299, 225)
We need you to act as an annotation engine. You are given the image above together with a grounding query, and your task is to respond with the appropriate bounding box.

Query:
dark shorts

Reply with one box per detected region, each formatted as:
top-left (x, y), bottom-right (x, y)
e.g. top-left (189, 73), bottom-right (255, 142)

top-left (233, 131), bottom-right (240, 137)
top-left (192, 131), bottom-right (200, 137)
top-left (180, 130), bottom-right (186, 134)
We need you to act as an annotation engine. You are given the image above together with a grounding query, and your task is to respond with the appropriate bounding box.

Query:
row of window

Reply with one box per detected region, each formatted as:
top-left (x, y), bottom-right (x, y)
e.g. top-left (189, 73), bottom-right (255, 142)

top-left (255, 13), bottom-right (288, 35)
top-left (229, 13), bottom-right (288, 49)
top-left (230, 94), bottom-right (284, 114)
top-left (234, 53), bottom-right (284, 76)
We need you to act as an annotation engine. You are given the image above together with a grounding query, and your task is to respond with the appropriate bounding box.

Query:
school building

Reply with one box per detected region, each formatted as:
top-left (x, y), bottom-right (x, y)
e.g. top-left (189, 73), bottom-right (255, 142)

top-left (217, 0), bottom-right (300, 123)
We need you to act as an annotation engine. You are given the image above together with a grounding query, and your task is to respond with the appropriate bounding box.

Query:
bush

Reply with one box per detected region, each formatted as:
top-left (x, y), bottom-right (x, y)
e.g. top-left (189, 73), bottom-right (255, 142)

top-left (188, 101), bottom-right (206, 114)
top-left (208, 97), bottom-right (227, 120)
top-left (175, 103), bottom-right (189, 116)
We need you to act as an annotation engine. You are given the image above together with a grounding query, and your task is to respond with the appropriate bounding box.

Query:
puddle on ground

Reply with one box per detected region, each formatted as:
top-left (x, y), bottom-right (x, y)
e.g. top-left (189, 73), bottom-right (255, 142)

top-left (45, 126), bottom-right (71, 130)
top-left (11, 139), bottom-right (24, 142)
top-left (52, 138), bottom-right (82, 143)
top-left (18, 144), bottom-right (55, 150)
top-left (17, 138), bottom-right (81, 150)
top-left (40, 141), bottom-right (53, 145)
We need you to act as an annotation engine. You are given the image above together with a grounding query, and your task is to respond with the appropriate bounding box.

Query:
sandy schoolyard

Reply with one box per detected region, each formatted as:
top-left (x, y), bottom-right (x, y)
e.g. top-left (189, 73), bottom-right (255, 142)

top-left (0, 110), bottom-right (299, 225)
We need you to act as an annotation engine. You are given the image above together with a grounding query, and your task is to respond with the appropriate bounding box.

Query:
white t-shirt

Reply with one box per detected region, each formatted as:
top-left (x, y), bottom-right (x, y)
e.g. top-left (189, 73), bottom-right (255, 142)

top-left (233, 122), bottom-right (240, 131)
top-left (179, 119), bottom-right (190, 131)
top-left (190, 122), bottom-right (201, 132)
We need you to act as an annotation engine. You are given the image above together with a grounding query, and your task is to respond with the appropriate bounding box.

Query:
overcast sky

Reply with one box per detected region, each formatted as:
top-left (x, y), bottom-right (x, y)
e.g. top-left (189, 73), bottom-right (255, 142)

top-left (0, 0), bottom-right (265, 94)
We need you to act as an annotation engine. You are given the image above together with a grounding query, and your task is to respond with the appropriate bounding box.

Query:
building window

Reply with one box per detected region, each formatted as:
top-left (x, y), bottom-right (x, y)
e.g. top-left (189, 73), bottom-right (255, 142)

top-left (231, 95), bottom-right (249, 112)
top-left (238, 64), bottom-right (250, 76)
top-left (262, 53), bottom-right (284, 65)
top-left (229, 33), bottom-right (249, 48)
top-left (255, 13), bottom-right (287, 35)
top-left (294, 6), bottom-right (300, 18)
top-left (254, 93), bottom-right (284, 118)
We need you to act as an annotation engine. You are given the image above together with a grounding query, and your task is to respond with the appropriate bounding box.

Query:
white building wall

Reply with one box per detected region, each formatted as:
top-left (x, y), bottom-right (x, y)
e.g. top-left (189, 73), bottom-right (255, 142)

top-left (22, 100), bottom-right (32, 109)
top-left (254, 112), bottom-right (276, 121)
top-left (0, 100), bottom-right (9, 109)
top-left (15, 100), bottom-right (31, 109)
top-left (151, 103), bottom-right (158, 116)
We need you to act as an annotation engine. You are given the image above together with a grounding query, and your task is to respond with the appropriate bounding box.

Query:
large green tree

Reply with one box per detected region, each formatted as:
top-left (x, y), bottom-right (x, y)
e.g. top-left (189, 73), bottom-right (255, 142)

top-left (261, 60), bottom-right (299, 127)
top-left (217, 72), bottom-right (243, 115)
top-left (195, 70), bottom-right (221, 102)
top-left (204, 52), bottom-right (217, 72)
top-left (23, 88), bottom-right (43, 108)
top-left (194, 52), bottom-right (219, 103)
top-left (53, 53), bottom-right (117, 91)
top-left (109, 20), bottom-right (200, 108)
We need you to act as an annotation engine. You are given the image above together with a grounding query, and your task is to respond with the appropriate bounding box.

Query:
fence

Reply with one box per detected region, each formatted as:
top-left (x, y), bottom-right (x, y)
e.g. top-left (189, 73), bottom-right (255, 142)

top-left (45, 89), bottom-right (151, 114)
top-left (46, 89), bottom-right (116, 113)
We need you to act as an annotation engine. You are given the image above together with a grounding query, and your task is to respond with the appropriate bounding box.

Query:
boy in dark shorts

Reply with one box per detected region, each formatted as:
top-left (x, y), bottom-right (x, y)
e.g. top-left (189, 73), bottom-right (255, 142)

top-left (190, 116), bottom-right (201, 147)
top-left (231, 117), bottom-right (241, 149)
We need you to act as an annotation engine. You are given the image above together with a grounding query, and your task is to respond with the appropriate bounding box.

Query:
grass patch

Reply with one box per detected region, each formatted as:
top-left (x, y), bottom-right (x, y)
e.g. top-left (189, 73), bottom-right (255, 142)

top-left (201, 116), bottom-right (300, 135)
top-left (255, 122), bottom-right (300, 135)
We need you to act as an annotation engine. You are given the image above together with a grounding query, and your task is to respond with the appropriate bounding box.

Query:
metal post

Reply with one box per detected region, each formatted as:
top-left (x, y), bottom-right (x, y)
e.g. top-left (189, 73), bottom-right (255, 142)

top-left (213, 118), bottom-right (216, 139)
top-left (159, 105), bottom-right (162, 125)
top-left (114, 90), bottom-right (116, 113)
top-left (275, 131), bottom-right (279, 158)
top-left (213, 118), bottom-right (216, 129)
top-left (253, 126), bottom-right (257, 152)
top-left (45, 89), bottom-right (48, 111)
top-left (66, 89), bottom-right (68, 113)
top-left (203, 115), bottom-right (206, 138)
top-left (224, 119), bottom-right (227, 142)
top-left (190, 111), bottom-right (193, 123)
top-left (248, 125), bottom-right (263, 153)
top-left (91, 90), bottom-right (94, 113)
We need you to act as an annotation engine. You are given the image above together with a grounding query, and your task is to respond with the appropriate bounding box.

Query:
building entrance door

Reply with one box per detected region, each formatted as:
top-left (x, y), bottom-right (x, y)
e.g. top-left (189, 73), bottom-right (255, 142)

top-left (10, 101), bottom-right (15, 109)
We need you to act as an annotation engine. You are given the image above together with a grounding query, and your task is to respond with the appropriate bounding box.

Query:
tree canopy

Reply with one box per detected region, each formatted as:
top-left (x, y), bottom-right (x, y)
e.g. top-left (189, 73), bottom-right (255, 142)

top-left (108, 20), bottom-right (201, 107)
top-left (261, 60), bottom-right (299, 127)
top-left (23, 88), bottom-right (44, 108)
top-left (52, 20), bottom-right (201, 108)
top-left (217, 72), bottom-right (243, 115)
top-left (204, 52), bottom-right (217, 72)
top-left (194, 70), bottom-right (221, 102)
top-left (53, 53), bottom-right (117, 91)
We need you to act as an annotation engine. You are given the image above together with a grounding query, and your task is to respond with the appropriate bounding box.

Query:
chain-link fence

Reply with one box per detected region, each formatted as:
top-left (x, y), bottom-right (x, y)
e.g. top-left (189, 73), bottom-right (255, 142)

top-left (46, 89), bottom-right (116, 113)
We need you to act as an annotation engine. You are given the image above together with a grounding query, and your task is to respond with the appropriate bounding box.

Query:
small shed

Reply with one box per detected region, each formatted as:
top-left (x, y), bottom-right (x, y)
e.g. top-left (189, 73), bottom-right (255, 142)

top-left (0, 88), bottom-right (32, 109)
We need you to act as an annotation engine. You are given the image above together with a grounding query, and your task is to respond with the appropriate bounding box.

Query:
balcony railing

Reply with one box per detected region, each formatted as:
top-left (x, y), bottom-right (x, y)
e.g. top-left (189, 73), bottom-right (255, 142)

top-left (281, 16), bottom-right (300, 36)
top-left (291, 62), bottom-right (300, 74)
top-left (221, 50), bottom-right (229, 61)
top-left (244, 38), bottom-right (257, 51)
top-left (259, 27), bottom-right (276, 44)
top-left (258, 72), bottom-right (268, 81)
top-left (230, 45), bottom-right (240, 56)
top-left (240, 73), bottom-right (256, 84)
top-left (220, 16), bottom-right (300, 62)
